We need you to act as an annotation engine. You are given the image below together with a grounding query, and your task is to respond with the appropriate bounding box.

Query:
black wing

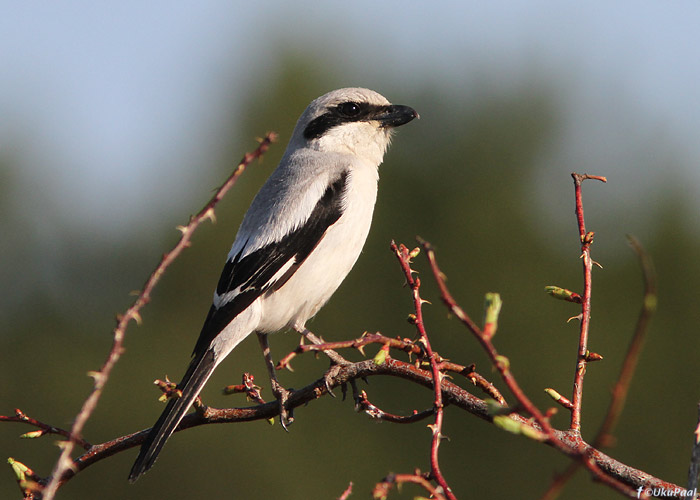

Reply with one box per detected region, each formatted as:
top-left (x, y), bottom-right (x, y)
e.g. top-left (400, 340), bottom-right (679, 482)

top-left (191, 170), bottom-right (348, 357)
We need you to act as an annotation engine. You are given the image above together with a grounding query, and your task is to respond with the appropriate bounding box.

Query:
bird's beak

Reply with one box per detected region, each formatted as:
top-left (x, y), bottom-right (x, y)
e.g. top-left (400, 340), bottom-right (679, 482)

top-left (378, 105), bottom-right (419, 128)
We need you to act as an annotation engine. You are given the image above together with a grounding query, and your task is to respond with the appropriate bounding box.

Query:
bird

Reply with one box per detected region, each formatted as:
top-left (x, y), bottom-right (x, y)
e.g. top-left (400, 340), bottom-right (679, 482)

top-left (128, 87), bottom-right (418, 482)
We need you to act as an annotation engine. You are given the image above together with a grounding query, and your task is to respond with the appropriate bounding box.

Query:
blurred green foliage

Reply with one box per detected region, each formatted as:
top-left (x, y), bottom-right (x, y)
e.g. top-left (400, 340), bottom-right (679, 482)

top-left (1, 55), bottom-right (699, 500)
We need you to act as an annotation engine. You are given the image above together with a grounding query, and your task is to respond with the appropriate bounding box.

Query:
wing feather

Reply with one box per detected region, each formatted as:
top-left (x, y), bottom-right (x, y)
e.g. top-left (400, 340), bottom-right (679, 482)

top-left (192, 170), bottom-right (348, 356)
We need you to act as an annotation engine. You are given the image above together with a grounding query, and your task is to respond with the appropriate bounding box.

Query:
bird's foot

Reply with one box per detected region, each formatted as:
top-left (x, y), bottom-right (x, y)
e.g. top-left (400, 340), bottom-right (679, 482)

top-left (270, 377), bottom-right (294, 430)
top-left (322, 359), bottom-right (352, 397)
top-left (323, 364), bottom-right (341, 396)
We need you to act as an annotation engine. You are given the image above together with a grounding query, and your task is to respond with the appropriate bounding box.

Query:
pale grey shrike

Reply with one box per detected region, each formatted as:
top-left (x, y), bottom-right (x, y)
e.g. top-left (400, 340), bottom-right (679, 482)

top-left (129, 87), bottom-right (418, 481)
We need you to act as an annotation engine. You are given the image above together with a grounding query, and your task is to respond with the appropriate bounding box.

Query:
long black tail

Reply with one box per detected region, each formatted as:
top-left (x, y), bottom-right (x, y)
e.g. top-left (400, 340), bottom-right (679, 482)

top-left (128, 349), bottom-right (217, 482)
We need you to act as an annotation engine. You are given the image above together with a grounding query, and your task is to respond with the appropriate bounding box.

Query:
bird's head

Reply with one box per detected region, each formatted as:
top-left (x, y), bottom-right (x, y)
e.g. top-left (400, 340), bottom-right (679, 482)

top-left (289, 88), bottom-right (418, 165)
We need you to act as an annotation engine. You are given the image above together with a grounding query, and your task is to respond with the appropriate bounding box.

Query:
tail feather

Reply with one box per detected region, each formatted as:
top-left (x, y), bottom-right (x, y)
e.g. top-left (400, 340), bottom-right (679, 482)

top-left (128, 349), bottom-right (217, 482)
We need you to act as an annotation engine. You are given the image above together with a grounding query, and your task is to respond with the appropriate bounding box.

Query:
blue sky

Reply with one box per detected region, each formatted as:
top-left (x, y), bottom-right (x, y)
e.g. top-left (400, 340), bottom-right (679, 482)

top-left (3, 1), bottom-right (700, 232)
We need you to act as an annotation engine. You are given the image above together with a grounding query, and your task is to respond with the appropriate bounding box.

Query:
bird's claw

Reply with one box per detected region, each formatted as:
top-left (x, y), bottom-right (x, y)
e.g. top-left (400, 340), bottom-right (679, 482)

top-left (271, 381), bottom-right (294, 430)
top-left (323, 362), bottom-right (349, 397)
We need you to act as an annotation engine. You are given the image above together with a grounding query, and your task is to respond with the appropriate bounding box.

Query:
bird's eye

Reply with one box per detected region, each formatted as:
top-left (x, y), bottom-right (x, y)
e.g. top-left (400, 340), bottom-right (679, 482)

top-left (338, 102), bottom-right (361, 117)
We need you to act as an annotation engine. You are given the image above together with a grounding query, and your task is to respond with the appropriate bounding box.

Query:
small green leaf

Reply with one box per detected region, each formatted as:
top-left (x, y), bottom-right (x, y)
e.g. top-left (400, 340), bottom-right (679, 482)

top-left (484, 293), bottom-right (502, 325)
top-left (544, 286), bottom-right (582, 303)
top-left (373, 347), bottom-right (388, 366)
top-left (485, 399), bottom-right (506, 415)
top-left (544, 388), bottom-right (563, 402)
top-left (493, 416), bottom-right (546, 441)
top-left (493, 415), bottom-right (521, 434)
top-left (8, 458), bottom-right (29, 482)
top-left (19, 430), bottom-right (44, 439)
top-left (494, 355), bottom-right (510, 371)
top-left (520, 424), bottom-right (547, 442)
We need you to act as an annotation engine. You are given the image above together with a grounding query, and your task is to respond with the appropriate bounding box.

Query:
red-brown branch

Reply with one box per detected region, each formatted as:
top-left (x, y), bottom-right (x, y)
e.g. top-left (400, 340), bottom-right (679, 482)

top-left (276, 332), bottom-right (422, 371)
top-left (222, 373), bottom-right (266, 405)
top-left (337, 481), bottom-right (353, 500)
top-left (356, 390), bottom-right (435, 424)
top-left (278, 331), bottom-right (506, 406)
top-left (391, 241), bottom-right (456, 500)
top-left (569, 172), bottom-right (606, 434)
top-left (373, 470), bottom-right (447, 500)
top-left (9, 356), bottom-right (680, 497)
top-left (439, 361), bottom-right (507, 405)
top-left (0, 409), bottom-right (91, 450)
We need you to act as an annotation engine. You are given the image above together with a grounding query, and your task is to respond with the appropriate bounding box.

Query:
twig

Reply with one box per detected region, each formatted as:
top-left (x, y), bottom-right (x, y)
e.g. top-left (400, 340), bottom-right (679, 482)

top-left (0, 409), bottom-right (91, 450)
top-left (391, 241), bottom-right (456, 500)
top-left (223, 373), bottom-right (266, 405)
top-left (7, 457), bottom-right (43, 500)
top-left (296, 328), bottom-right (350, 367)
top-left (278, 330), bottom-right (507, 407)
top-left (356, 390), bottom-right (435, 423)
top-left (373, 470), bottom-right (447, 500)
top-left (39, 134), bottom-right (277, 500)
top-left (338, 481), bottom-right (353, 500)
top-left (277, 332), bottom-right (422, 371)
top-left (569, 172), bottom-right (606, 434)
top-left (439, 362), bottom-right (507, 405)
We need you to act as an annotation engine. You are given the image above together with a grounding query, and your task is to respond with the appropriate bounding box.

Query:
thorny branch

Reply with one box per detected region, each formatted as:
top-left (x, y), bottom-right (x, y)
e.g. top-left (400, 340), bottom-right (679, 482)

top-left (569, 173), bottom-right (607, 434)
top-left (8, 356), bottom-right (684, 497)
top-left (0, 410), bottom-right (90, 451)
top-left (355, 390), bottom-right (435, 424)
top-left (391, 240), bottom-right (455, 500)
top-left (277, 332), bottom-right (505, 404)
top-left (36, 134), bottom-right (277, 500)
top-left (373, 471), bottom-right (447, 500)
top-left (337, 482), bottom-right (353, 500)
